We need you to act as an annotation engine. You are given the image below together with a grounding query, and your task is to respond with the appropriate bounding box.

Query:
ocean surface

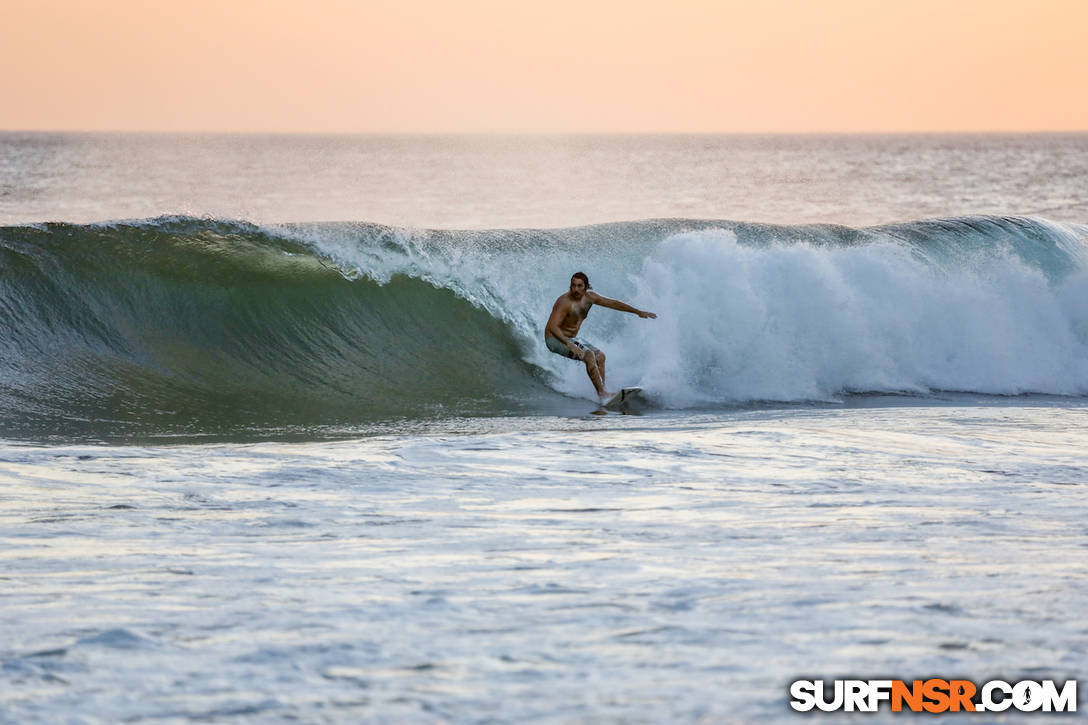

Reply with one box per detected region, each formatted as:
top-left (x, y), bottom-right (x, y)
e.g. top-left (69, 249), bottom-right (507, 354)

top-left (1, 133), bottom-right (1087, 723)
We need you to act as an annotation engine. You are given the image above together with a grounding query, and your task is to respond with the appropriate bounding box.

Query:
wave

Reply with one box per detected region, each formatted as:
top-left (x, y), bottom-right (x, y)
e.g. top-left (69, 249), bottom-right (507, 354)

top-left (1, 214), bottom-right (1086, 440)
top-left (0, 218), bottom-right (546, 440)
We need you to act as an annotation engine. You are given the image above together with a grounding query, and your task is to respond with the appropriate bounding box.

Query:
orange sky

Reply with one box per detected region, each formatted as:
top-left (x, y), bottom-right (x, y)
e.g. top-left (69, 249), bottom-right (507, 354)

top-left (3, 0), bottom-right (1087, 133)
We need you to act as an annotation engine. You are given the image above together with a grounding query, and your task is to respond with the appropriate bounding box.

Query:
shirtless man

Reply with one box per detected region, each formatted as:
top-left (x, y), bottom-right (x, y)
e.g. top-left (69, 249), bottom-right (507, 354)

top-left (544, 272), bottom-right (657, 402)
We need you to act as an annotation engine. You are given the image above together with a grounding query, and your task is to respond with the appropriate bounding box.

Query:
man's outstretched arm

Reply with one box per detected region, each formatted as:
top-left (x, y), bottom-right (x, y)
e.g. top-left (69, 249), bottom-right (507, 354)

top-left (587, 292), bottom-right (657, 319)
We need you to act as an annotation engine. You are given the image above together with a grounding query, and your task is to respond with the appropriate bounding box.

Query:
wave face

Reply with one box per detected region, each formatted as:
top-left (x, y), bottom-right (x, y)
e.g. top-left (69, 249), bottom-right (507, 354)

top-left (0, 218), bottom-right (545, 440)
top-left (2, 215), bottom-right (1087, 440)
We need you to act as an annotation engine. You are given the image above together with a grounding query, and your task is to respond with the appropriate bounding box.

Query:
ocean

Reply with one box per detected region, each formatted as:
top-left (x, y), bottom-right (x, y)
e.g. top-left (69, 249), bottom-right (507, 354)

top-left (1, 133), bottom-right (1086, 723)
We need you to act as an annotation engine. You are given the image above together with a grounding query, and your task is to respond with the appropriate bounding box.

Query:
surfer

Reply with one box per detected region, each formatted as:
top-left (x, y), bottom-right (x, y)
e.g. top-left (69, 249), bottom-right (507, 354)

top-left (544, 272), bottom-right (656, 403)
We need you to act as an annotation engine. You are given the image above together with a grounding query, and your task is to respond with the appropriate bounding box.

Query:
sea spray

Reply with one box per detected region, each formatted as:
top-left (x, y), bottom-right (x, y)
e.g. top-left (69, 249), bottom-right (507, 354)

top-left (609, 229), bottom-right (1088, 406)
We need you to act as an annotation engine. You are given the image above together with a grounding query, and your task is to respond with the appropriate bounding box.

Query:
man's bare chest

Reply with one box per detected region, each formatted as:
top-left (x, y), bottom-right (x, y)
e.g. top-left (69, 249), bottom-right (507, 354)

top-left (564, 300), bottom-right (592, 324)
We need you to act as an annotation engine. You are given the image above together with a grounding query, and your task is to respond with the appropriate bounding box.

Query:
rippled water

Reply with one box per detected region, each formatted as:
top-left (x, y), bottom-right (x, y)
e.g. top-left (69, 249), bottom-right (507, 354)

top-left (3, 402), bottom-right (1086, 723)
top-left (3, 132), bottom-right (1088, 228)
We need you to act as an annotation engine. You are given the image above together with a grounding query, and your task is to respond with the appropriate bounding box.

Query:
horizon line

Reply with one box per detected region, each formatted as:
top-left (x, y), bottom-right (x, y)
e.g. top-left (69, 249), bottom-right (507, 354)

top-left (4, 127), bottom-right (1088, 137)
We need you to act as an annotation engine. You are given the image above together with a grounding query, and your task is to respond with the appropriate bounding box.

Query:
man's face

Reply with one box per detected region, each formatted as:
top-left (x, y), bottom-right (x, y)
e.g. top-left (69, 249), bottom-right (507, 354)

top-left (569, 277), bottom-right (586, 299)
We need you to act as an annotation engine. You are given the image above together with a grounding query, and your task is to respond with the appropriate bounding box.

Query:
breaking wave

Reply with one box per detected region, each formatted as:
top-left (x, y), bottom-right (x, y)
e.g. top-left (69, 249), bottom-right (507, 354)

top-left (1, 214), bottom-right (1086, 440)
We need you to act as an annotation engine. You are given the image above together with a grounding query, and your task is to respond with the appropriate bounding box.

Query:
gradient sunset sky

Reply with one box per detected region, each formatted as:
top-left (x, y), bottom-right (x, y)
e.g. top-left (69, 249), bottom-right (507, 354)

top-left (4, 0), bottom-right (1087, 134)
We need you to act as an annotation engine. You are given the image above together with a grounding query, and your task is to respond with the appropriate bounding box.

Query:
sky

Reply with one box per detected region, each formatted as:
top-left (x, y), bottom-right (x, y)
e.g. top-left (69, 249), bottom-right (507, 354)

top-left (3, 0), bottom-right (1087, 134)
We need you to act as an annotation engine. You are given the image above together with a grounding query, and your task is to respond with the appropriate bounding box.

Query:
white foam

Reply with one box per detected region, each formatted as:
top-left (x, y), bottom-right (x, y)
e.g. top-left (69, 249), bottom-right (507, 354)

top-left (589, 229), bottom-right (1088, 405)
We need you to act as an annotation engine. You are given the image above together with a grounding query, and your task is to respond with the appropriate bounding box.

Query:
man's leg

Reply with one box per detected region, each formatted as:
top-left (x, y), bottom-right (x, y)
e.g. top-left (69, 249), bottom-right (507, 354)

top-left (583, 350), bottom-right (610, 397)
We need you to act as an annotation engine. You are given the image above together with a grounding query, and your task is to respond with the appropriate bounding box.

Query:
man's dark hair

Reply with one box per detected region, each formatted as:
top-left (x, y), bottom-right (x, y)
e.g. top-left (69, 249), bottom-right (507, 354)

top-left (571, 272), bottom-right (591, 289)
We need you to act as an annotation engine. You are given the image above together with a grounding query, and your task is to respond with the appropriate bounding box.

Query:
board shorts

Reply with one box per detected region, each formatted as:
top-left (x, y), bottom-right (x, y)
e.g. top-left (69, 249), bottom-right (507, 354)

top-left (545, 335), bottom-right (600, 360)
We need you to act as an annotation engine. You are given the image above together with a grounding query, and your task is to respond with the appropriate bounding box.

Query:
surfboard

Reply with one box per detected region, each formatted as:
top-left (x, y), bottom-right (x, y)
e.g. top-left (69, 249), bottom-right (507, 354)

top-left (601, 387), bottom-right (643, 411)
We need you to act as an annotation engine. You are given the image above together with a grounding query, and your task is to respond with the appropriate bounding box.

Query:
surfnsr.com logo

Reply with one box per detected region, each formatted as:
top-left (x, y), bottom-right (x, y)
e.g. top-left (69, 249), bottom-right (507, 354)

top-left (789, 679), bottom-right (1077, 713)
